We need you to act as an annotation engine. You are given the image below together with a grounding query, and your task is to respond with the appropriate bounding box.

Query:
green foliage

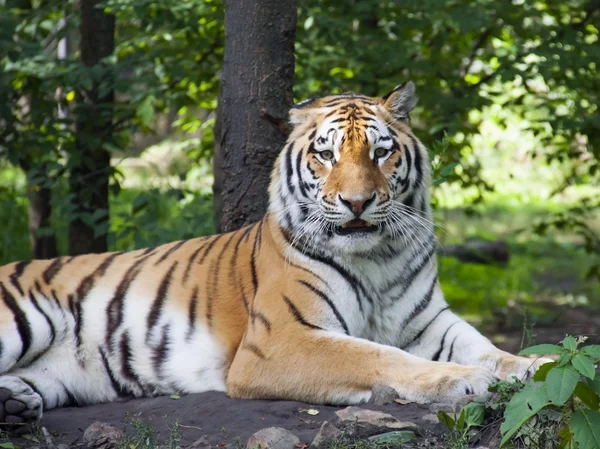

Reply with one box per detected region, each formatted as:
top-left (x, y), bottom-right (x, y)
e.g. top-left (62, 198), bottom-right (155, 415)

top-left (438, 402), bottom-right (486, 449)
top-left (495, 336), bottom-right (600, 448)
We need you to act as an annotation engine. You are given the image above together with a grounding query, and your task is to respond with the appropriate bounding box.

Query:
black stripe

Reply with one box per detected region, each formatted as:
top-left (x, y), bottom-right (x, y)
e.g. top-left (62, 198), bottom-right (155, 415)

top-left (402, 276), bottom-right (438, 324)
top-left (151, 324), bottom-right (171, 375)
top-left (231, 226), bottom-right (253, 313)
top-left (42, 258), bottom-right (64, 284)
top-left (119, 332), bottom-right (145, 393)
top-left (282, 295), bottom-right (323, 330)
top-left (206, 233), bottom-right (236, 328)
top-left (106, 256), bottom-right (150, 349)
top-left (1, 281), bottom-right (32, 361)
top-left (67, 294), bottom-right (84, 355)
top-left (146, 261), bottom-right (178, 338)
top-left (447, 335), bottom-right (459, 362)
top-left (285, 143), bottom-right (296, 195)
top-left (28, 290), bottom-right (56, 348)
top-left (76, 252), bottom-right (123, 305)
top-left (250, 220), bottom-right (264, 297)
top-left (432, 321), bottom-right (460, 361)
top-left (99, 347), bottom-right (127, 397)
top-left (296, 149), bottom-right (308, 198)
top-left (409, 136), bottom-right (423, 186)
top-left (136, 246), bottom-right (157, 258)
top-left (155, 240), bottom-right (186, 266)
top-left (382, 236), bottom-right (436, 295)
top-left (198, 234), bottom-right (225, 265)
top-left (9, 261), bottom-right (30, 296)
top-left (297, 280), bottom-right (349, 334)
top-left (243, 343), bottom-right (266, 359)
top-left (403, 306), bottom-right (449, 349)
top-left (185, 286), bottom-right (199, 341)
top-left (182, 238), bottom-right (209, 284)
top-left (280, 226), bottom-right (370, 310)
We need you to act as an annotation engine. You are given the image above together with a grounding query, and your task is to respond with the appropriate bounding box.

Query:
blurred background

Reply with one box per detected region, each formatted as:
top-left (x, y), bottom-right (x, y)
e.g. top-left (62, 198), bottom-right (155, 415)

top-left (0, 0), bottom-right (598, 349)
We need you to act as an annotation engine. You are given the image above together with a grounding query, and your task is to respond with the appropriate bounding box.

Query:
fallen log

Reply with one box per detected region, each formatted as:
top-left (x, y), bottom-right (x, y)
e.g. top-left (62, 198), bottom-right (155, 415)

top-left (437, 239), bottom-right (510, 265)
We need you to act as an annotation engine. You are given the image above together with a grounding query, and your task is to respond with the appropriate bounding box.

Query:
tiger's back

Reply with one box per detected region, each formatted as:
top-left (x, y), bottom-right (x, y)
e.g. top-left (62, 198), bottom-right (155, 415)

top-left (0, 221), bottom-right (276, 414)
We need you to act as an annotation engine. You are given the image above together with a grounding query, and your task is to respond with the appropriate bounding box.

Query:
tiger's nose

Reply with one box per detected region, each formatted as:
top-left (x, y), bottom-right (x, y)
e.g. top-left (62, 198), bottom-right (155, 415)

top-left (338, 193), bottom-right (376, 216)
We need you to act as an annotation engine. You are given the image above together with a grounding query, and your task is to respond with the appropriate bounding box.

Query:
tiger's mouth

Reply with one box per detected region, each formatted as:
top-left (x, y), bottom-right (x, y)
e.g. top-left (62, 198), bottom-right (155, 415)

top-left (334, 219), bottom-right (378, 235)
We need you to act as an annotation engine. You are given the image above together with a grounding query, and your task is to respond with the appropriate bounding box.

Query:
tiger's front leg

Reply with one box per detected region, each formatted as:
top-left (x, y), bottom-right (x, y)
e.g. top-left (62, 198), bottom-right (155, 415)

top-left (226, 291), bottom-right (497, 405)
top-left (400, 295), bottom-right (550, 382)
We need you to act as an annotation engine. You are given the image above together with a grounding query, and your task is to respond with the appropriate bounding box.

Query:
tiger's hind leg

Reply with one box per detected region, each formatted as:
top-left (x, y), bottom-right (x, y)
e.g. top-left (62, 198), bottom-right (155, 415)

top-left (0, 375), bottom-right (43, 424)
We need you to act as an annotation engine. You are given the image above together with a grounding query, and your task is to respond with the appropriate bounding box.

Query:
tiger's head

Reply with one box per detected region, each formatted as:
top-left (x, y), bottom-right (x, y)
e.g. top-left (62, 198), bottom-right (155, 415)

top-left (269, 81), bottom-right (432, 256)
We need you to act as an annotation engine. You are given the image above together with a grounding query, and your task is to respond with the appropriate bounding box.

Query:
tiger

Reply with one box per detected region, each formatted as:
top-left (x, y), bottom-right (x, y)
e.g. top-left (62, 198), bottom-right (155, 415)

top-left (0, 81), bottom-right (549, 424)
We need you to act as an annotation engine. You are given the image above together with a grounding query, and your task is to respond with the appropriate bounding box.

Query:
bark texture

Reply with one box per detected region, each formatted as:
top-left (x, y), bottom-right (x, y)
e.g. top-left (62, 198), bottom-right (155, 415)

top-left (219, 0), bottom-right (296, 232)
top-left (69, 0), bottom-right (114, 255)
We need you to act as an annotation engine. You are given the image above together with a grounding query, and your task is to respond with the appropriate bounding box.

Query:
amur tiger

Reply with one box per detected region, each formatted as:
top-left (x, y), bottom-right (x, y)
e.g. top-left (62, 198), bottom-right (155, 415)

top-left (0, 82), bottom-right (548, 424)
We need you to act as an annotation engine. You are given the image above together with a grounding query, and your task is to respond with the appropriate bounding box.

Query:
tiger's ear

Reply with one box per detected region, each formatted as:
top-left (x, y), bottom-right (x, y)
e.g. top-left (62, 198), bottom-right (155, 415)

top-left (288, 98), bottom-right (318, 126)
top-left (382, 81), bottom-right (417, 121)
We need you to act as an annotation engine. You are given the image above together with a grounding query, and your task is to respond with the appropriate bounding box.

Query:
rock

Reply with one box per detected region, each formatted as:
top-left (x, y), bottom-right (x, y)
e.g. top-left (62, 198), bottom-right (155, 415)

top-left (310, 422), bottom-right (342, 448)
top-left (57, 445), bottom-right (70, 449)
top-left (247, 427), bottom-right (300, 449)
top-left (429, 393), bottom-right (492, 416)
top-left (83, 422), bottom-right (124, 449)
top-left (188, 436), bottom-right (211, 449)
top-left (335, 407), bottom-right (419, 438)
top-left (421, 414), bottom-right (439, 424)
top-left (367, 431), bottom-right (416, 445)
top-left (369, 385), bottom-right (399, 405)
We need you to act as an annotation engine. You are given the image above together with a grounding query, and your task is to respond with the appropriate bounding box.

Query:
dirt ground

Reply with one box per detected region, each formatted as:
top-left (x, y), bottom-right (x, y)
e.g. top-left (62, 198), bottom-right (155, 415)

top-left (5, 309), bottom-right (598, 449)
top-left (33, 392), bottom-right (439, 448)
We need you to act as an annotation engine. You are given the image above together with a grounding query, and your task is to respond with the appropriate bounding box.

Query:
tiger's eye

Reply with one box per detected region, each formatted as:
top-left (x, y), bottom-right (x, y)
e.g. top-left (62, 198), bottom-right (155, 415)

top-left (374, 147), bottom-right (389, 158)
top-left (320, 150), bottom-right (335, 161)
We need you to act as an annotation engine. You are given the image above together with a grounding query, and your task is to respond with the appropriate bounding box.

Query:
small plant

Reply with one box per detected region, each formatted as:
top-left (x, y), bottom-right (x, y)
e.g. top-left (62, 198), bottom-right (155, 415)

top-left (499, 336), bottom-right (600, 448)
top-left (437, 401), bottom-right (486, 449)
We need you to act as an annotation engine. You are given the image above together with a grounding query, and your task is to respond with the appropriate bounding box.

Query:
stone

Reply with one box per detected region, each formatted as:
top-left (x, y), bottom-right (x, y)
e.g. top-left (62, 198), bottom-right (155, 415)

top-left (369, 384), bottom-right (399, 405)
top-left (83, 422), bottom-right (124, 449)
top-left (335, 407), bottom-right (419, 438)
top-left (429, 393), bottom-right (491, 416)
top-left (188, 436), bottom-right (211, 449)
top-left (421, 414), bottom-right (439, 424)
top-left (247, 427), bottom-right (300, 449)
top-left (310, 422), bottom-right (342, 448)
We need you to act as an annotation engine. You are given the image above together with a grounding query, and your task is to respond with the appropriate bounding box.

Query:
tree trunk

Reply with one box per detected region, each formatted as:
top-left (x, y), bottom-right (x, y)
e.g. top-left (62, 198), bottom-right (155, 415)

top-left (25, 171), bottom-right (58, 259)
top-left (68, 0), bottom-right (114, 255)
top-left (212, 95), bottom-right (224, 233)
top-left (219, 0), bottom-right (296, 232)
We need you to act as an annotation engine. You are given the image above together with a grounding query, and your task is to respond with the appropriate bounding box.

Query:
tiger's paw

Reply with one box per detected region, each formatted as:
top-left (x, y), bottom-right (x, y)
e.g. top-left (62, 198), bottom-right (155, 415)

top-left (481, 352), bottom-right (553, 383)
top-left (402, 364), bottom-right (497, 404)
top-left (0, 376), bottom-right (43, 425)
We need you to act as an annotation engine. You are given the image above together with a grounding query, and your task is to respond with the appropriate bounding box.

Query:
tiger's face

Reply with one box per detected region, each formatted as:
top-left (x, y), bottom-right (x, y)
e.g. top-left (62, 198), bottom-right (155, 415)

top-left (270, 81), bottom-right (430, 255)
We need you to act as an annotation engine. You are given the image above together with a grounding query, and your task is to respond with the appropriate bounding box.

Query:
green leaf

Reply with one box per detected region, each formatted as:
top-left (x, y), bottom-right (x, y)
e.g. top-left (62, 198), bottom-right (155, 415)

top-left (136, 95), bottom-right (155, 127)
top-left (519, 344), bottom-right (564, 356)
top-left (547, 366), bottom-right (580, 405)
top-left (581, 346), bottom-right (600, 359)
top-left (574, 381), bottom-right (600, 410)
top-left (533, 361), bottom-right (557, 381)
top-left (562, 336), bottom-right (577, 351)
top-left (571, 409), bottom-right (600, 449)
top-left (0, 443), bottom-right (16, 449)
top-left (437, 410), bottom-right (455, 430)
top-left (500, 382), bottom-right (550, 447)
top-left (368, 431), bottom-right (416, 445)
top-left (572, 354), bottom-right (596, 380)
top-left (461, 402), bottom-right (485, 428)
top-left (587, 378), bottom-right (600, 395)
top-left (440, 162), bottom-right (459, 177)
